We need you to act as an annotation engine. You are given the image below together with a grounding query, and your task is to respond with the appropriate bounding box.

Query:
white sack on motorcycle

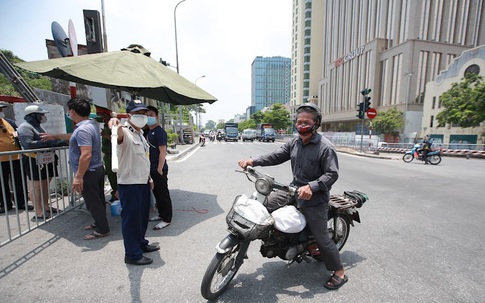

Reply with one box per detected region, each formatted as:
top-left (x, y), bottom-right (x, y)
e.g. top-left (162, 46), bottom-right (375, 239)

top-left (226, 195), bottom-right (274, 240)
top-left (271, 205), bottom-right (307, 233)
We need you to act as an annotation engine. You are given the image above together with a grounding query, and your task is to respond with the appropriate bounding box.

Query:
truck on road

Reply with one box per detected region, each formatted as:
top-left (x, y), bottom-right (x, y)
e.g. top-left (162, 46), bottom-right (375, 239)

top-left (256, 123), bottom-right (276, 142)
top-left (224, 123), bottom-right (239, 142)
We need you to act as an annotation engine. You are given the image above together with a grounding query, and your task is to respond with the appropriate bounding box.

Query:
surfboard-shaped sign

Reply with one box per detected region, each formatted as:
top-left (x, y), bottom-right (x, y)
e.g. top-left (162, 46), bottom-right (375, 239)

top-left (51, 21), bottom-right (68, 57)
top-left (68, 19), bottom-right (78, 57)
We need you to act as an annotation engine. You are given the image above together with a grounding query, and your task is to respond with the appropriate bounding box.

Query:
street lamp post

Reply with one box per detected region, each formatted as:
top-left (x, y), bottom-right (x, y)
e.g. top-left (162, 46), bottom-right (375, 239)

top-left (404, 72), bottom-right (414, 140)
top-left (195, 75), bottom-right (206, 132)
top-left (174, 0), bottom-right (187, 144)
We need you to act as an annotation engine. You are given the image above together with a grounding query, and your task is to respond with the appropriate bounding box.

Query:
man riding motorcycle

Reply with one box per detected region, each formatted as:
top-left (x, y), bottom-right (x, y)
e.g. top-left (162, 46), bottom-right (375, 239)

top-left (238, 103), bottom-right (348, 290)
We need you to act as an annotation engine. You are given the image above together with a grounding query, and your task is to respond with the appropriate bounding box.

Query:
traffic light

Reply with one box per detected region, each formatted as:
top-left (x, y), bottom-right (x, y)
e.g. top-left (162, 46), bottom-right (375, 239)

top-left (364, 96), bottom-right (371, 112)
top-left (360, 88), bottom-right (371, 95)
top-left (356, 102), bottom-right (364, 119)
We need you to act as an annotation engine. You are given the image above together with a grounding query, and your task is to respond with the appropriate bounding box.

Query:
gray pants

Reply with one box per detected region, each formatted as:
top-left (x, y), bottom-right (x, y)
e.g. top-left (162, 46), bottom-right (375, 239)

top-left (265, 190), bottom-right (343, 271)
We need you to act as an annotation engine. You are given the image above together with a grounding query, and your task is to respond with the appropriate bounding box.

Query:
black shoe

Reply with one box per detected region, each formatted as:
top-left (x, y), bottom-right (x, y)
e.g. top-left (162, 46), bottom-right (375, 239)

top-left (124, 256), bottom-right (153, 266)
top-left (142, 244), bottom-right (160, 253)
top-left (17, 205), bottom-right (34, 210)
top-left (0, 206), bottom-right (13, 214)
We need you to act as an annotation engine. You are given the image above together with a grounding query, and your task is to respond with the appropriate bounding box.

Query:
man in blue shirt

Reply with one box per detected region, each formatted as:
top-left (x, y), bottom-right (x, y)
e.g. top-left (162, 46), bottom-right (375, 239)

top-left (145, 106), bottom-right (173, 230)
top-left (45, 99), bottom-right (110, 239)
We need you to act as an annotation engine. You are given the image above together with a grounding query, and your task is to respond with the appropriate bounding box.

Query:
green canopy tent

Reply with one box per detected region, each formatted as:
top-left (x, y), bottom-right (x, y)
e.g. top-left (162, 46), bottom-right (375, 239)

top-left (16, 47), bottom-right (217, 105)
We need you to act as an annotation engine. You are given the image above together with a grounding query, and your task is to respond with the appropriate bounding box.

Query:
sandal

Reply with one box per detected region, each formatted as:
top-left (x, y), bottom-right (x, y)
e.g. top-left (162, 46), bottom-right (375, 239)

top-left (83, 224), bottom-right (97, 230)
top-left (324, 274), bottom-right (348, 290)
top-left (83, 232), bottom-right (110, 240)
top-left (46, 207), bottom-right (62, 214)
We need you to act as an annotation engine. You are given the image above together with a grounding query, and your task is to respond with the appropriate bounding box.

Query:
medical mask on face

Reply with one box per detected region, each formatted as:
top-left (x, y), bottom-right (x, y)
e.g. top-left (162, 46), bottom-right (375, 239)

top-left (130, 114), bottom-right (148, 128)
top-left (0, 112), bottom-right (4, 119)
top-left (40, 115), bottom-right (48, 124)
top-left (146, 116), bottom-right (157, 126)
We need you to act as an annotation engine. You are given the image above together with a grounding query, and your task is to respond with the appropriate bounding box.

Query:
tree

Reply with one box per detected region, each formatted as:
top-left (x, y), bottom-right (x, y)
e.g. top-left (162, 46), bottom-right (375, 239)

top-left (204, 120), bottom-right (216, 130)
top-left (372, 107), bottom-right (404, 142)
top-left (250, 111), bottom-right (264, 124)
top-left (238, 119), bottom-right (257, 131)
top-left (0, 49), bottom-right (52, 96)
top-left (262, 104), bottom-right (293, 131)
top-left (216, 121), bottom-right (225, 130)
top-left (436, 73), bottom-right (485, 128)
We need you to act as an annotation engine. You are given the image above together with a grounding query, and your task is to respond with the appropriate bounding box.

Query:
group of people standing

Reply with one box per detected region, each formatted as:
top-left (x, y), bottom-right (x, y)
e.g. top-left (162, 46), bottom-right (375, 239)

top-left (0, 99), bottom-right (173, 266)
top-left (0, 101), bottom-right (67, 218)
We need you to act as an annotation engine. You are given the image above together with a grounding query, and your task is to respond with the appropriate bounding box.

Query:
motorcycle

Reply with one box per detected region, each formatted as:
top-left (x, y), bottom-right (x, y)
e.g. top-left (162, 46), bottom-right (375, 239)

top-left (216, 133), bottom-right (223, 142)
top-left (402, 144), bottom-right (442, 165)
top-left (200, 166), bottom-right (368, 300)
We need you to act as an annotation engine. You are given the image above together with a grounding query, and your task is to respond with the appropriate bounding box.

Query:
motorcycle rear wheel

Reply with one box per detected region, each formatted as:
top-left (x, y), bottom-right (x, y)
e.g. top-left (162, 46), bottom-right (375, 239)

top-left (327, 216), bottom-right (350, 251)
top-left (428, 154), bottom-right (442, 165)
top-left (200, 245), bottom-right (244, 300)
top-left (402, 154), bottom-right (414, 163)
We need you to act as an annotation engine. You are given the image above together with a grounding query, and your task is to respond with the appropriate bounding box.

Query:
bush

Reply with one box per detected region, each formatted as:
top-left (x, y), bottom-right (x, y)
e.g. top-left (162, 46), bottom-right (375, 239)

top-left (168, 133), bottom-right (178, 146)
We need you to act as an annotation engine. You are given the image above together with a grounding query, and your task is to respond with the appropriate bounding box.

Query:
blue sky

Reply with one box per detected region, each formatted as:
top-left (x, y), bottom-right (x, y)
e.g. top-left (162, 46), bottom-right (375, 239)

top-left (0, 0), bottom-right (291, 124)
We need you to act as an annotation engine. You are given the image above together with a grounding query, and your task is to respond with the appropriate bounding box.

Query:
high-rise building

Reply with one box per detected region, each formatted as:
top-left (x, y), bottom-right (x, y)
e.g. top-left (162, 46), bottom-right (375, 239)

top-left (292, 0), bottom-right (485, 141)
top-left (251, 56), bottom-right (291, 113)
top-left (290, 0), bottom-right (323, 115)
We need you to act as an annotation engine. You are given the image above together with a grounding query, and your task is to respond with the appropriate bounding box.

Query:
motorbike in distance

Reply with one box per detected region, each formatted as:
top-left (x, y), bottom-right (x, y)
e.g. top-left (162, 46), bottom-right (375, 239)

top-left (402, 144), bottom-right (442, 165)
top-left (199, 134), bottom-right (206, 147)
top-left (200, 166), bottom-right (368, 300)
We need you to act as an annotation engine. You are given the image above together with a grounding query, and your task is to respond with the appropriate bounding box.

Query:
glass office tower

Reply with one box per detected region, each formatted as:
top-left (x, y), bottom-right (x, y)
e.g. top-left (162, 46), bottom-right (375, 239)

top-left (251, 56), bottom-right (291, 113)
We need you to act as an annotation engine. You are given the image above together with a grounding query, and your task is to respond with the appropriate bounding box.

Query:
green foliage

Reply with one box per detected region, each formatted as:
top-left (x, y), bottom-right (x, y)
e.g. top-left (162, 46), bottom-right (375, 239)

top-left (262, 104), bottom-right (292, 131)
top-left (204, 120), bottom-right (216, 130)
top-left (436, 73), bottom-right (485, 128)
top-left (166, 129), bottom-right (179, 146)
top-left (251, 111), bottom-right (264, 124)
top-left (0, 49), bottom-right (52, 96)
top-left (238, 119), bottom-right (257, 131)
top-left (216, 121), bottom-right (225, 129)
top-left (372, 107), bottom-right (404, 140)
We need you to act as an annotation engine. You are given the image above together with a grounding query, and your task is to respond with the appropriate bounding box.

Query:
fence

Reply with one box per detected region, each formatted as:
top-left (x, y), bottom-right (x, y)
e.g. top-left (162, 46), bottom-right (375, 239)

top-left (0, 146), bottom-right (86, 247)
top-left (276, 133), bottom-right (485, 158)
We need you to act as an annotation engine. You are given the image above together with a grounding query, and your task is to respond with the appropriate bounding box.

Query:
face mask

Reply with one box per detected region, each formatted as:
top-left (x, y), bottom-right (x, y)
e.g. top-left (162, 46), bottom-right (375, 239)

top-left (296, 123), bottom-right (314, 135)
top-left (130, 114), bottom-right (148, 128)
top-left (40, 115), bottom-right (48, 124)
top-left (0, 112), bottom-right (4, 119)
top-left (146, 116), bottom-right (157, 126)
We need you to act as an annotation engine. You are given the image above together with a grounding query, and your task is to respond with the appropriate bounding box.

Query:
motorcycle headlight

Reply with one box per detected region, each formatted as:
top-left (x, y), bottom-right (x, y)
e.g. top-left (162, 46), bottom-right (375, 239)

top-left (255, 178), bottom-right (273, 195)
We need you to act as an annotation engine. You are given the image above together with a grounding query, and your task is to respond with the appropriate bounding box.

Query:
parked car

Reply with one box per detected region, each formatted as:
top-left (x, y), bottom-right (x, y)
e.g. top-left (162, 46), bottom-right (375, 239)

top-left (241, 129), bottom-right (257, 142)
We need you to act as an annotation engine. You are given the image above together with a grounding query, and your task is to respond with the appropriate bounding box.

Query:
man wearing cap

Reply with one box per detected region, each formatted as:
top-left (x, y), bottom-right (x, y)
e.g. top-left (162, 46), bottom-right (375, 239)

top-left (0, 101), bottom-right (33, 213)
top-left (108, 99), bottom-right (159, 266)
top-left (17, 104), bottom-right (68, 221)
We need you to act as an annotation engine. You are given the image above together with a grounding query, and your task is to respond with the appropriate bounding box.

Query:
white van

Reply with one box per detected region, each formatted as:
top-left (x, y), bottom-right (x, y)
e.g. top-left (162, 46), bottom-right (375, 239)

top-left (241, 129), bottom-right (257, 142)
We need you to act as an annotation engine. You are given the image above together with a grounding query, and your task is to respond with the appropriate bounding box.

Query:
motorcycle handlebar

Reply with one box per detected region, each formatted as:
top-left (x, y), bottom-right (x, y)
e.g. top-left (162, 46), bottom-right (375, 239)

top-left (240, 166), bottom-right (298, 197)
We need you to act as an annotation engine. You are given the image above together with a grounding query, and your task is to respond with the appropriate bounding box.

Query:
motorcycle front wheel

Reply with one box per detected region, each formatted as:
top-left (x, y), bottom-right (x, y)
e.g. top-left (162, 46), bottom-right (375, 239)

top-left (402, 154), bottom-right (414, 163)
top-left (428, 154), bottom-right (442, 165)
top-left (200, 244), bottom-right (246, 300)
top-left (327, 216), bottom-right (350, 251)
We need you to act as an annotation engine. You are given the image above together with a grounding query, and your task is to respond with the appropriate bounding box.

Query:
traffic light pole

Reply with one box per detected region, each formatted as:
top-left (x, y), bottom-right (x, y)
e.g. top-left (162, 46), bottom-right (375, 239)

top-left (360, 116), bottom-right (365, 152)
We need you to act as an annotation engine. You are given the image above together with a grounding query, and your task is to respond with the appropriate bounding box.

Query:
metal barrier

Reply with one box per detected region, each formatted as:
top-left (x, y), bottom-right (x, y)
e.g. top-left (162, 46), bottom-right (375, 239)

top-left (0, 146), bottom-right (85, 247)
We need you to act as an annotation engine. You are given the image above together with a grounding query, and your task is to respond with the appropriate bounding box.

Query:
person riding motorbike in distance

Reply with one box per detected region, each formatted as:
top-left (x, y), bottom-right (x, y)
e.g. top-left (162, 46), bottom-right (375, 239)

top-left (237, 103), bottom-right (348, 290)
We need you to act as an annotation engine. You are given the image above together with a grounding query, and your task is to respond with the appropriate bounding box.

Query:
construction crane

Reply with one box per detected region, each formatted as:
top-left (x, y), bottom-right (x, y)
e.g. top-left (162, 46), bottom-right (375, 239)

top-left (0, 51), bottom-right (40, 103)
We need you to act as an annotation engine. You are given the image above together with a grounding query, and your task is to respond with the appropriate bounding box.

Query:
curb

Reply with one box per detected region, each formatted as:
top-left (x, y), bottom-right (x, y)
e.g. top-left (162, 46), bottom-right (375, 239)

top-left (167, 143), bottom-right (199, 161)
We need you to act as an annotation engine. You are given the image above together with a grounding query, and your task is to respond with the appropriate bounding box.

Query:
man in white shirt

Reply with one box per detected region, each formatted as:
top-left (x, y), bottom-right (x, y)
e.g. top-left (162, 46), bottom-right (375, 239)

top-left (109, 100), bottom-right (159, 266)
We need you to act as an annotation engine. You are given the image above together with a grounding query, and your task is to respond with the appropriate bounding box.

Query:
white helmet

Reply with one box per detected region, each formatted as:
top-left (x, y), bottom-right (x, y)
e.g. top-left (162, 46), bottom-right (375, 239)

top-left (24, 105), bottom-right (49, 116)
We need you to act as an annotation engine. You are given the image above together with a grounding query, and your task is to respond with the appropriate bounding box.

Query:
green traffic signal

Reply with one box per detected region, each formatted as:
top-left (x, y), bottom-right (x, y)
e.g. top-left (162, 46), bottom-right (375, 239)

top-left (360, 88), bottom-right (371, 95)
